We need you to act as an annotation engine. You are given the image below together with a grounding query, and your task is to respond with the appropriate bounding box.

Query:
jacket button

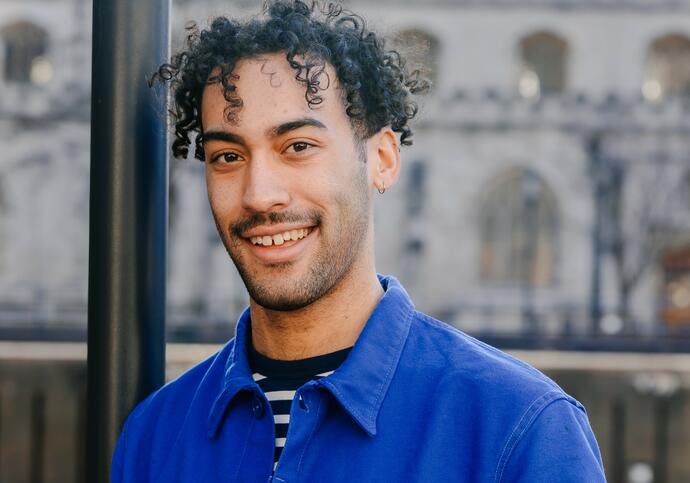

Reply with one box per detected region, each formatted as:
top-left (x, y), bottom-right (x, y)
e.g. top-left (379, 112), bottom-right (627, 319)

top-left (252, 397), bottom-right (264, 418)
top-left (298, 393), bottom-right (309, 411)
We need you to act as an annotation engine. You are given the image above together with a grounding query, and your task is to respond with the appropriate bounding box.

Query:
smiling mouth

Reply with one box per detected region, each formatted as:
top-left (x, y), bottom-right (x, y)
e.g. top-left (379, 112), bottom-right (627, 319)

top-left (248, 227), bottom-right (314, 247)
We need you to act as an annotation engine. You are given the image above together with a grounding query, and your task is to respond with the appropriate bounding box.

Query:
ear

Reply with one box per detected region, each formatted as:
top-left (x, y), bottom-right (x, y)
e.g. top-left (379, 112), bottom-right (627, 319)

top-left (368, 127), bottom-right (400, 193)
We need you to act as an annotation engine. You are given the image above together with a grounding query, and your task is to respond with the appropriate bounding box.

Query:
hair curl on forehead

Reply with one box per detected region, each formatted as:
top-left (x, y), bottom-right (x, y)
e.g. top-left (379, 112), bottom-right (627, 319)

top-left (151, 0), bottom-right (429, 161)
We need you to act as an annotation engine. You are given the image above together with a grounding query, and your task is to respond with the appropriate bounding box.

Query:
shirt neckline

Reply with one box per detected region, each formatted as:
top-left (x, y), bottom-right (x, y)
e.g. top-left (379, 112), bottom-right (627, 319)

top-left (248, 342), bottom-right (352, 379)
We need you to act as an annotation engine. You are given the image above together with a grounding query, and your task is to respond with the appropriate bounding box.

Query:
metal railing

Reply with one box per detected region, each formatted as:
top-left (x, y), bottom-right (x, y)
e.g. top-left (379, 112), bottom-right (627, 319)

top-left (1, 343), bottom-right (690, 482)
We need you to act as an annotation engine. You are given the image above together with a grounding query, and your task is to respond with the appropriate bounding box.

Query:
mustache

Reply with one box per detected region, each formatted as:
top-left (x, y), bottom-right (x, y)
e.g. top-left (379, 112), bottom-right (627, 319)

top-left (230, 210), bottom-right (322, 238)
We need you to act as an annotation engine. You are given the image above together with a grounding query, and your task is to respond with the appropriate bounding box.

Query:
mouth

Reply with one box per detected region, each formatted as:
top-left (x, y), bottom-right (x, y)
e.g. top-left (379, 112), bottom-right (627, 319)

top-left (241, 225), bottom-right (317, 264)
top-left (247, 226), bottom-right (314, 247)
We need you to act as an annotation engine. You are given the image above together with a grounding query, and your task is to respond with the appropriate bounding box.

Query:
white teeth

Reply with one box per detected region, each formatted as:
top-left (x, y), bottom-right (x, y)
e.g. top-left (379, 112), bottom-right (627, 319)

top-left (249, 228), bottom-right (312, 246)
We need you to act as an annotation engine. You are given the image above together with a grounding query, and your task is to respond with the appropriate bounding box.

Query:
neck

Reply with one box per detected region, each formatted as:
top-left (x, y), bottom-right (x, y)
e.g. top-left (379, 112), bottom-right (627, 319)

top-left (249, 256), bottom-right (383, 361)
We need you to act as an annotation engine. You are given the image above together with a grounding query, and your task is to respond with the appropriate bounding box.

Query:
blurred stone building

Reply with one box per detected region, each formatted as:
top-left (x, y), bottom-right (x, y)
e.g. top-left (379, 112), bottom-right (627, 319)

top-left (2, 0), bottom-right (690, 341)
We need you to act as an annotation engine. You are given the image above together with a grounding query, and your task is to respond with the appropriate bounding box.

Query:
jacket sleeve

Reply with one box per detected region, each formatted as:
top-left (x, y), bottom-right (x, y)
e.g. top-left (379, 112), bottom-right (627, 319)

top-left (497, 396), bottom-right (606, 483)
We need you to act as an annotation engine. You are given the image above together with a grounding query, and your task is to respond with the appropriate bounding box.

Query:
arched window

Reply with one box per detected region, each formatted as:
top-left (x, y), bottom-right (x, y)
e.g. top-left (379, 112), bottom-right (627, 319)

top-left (479, 168), bottom-right (558, 287)
top-left (389, 29), bottom-right (439, 89)
top-left (1, 21), bottom-right (51, 84)
top-left (642, 34), bottom-right (690, 102)
top-left (518, 31), bottom-right (568, 99)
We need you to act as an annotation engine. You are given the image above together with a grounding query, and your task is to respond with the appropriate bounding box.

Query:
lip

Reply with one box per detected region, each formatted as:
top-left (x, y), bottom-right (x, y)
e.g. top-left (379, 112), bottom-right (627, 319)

top-left (243, 226), bottom-right (318, 264)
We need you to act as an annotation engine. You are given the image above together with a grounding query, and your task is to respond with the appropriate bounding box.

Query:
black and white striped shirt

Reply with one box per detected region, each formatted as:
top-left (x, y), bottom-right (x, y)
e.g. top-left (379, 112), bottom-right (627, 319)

top-left (248, 343), bottom-right (352, 469)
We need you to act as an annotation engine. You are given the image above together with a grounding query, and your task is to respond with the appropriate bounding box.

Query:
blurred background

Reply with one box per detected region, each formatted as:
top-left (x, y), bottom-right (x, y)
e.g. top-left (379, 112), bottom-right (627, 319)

top-left (1, 0), bottom-right (690, 481)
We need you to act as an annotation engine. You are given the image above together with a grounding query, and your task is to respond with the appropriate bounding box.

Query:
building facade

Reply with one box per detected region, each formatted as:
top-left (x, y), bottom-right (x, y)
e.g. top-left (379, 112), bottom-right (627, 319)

top-left (2, 0), bottom-right (690, 342)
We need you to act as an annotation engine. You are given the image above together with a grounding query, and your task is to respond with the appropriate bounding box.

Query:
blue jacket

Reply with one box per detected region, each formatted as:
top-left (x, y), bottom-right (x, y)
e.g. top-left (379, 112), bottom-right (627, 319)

top-left (112, 276), bottom-right (606, 482)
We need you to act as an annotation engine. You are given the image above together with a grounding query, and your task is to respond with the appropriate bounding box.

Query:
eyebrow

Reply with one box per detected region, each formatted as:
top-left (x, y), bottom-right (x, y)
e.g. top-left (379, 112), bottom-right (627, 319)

top-left (202, 130), bottom-right (247, 146)
top-left (267, 117), bottom-right (327, 138)
top-left (202, 117), bottom-right (327, 147)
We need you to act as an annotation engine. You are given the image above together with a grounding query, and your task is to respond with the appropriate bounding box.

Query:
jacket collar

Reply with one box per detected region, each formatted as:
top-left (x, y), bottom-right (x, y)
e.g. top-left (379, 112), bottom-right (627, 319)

top-left (316, 275), bottom-right (414, 436)
top-left (207, 275), bottom-right (414, 439)
top-left (207, 304), bottom-right (256, 439)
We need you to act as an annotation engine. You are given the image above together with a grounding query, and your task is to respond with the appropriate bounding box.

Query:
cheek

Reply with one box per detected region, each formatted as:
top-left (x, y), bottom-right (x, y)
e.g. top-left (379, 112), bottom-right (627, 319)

top-left (206, 176), bottom-right (238, 218)
top-left (310, 173), bottom-right (349, 209)
top-left (327, 168), bottom-right (370, 221)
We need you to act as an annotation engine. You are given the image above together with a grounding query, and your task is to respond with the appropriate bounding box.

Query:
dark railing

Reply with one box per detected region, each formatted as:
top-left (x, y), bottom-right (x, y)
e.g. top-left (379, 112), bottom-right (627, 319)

top-left (2, 328), bottom-right (688, 351)
top-left (436, 303), bottom-right (690, 353)
top-left (0, 351), bottom-right (86, 482)
top-left (2, 345), bottom-right (690, 482)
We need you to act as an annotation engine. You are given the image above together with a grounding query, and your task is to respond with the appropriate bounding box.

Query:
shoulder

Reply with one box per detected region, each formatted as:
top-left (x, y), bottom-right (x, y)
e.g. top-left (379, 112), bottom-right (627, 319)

top-left (402, 311), bottom-right (584, 438)
top-left (112, 339), bottom-right (236, 481)
top-left (400, 312), bottom-right (604, 481)
top-left (405, 311), bottom-right (562, 399)
top-left (126, 339), bottom-right (235, 428)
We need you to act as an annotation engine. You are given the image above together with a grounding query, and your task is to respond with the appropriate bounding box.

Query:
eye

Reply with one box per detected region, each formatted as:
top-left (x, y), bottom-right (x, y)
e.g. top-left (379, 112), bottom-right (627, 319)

top-left (286, 141), bottom-right (313, 154)
top-left (211, 151), bottom-right (243, 164)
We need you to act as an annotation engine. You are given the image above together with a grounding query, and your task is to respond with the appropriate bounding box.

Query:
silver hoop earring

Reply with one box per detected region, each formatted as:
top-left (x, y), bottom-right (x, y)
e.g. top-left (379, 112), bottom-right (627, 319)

top-left (377, 182), bottom-right (386, 195)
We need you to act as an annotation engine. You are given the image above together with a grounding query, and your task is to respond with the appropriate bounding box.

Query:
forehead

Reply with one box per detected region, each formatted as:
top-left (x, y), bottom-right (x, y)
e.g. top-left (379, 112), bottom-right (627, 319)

top-left (201, 53), bottom-right (345, 132)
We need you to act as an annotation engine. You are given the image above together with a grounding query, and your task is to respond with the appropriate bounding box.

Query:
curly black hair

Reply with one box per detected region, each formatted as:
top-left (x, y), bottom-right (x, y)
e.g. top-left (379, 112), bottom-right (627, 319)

top-left (152, 0), bottom-right (428, 161)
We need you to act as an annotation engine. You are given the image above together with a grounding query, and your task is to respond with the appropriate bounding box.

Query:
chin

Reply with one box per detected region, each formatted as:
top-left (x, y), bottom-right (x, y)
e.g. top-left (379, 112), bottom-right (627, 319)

top-left (247, 280), bottom-right (321, 312)
top-left (241, 262), bottom-right (338, 312)
top-left (253, 296), bottom-right (315, 312)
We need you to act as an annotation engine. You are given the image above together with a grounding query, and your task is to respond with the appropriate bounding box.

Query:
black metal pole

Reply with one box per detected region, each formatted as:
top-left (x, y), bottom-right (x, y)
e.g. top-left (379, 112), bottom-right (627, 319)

top-left (520, 171), bottom-right (540, 336)
top-left (588, 135), bottom-right (603, 336)
top-left (86, 0), bottom-right (170, 481)
top-left (609, 399), bottom-right (626, 483)
top-left (653, 397), bottom-right (671, 483)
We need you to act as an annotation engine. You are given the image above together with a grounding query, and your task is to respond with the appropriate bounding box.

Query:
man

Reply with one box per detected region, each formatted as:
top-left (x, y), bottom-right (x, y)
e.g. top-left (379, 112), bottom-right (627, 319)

top-left (112, 1), bottom-right (606, 481)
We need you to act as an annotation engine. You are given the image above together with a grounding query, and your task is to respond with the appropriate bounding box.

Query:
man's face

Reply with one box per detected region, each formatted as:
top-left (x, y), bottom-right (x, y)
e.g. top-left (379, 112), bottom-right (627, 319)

top-left (201, 54), bottom-right (374, 311)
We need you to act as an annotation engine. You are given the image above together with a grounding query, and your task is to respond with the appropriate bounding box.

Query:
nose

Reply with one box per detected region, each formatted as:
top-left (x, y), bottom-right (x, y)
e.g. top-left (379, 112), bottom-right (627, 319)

top-left (241, 154), bottom-right (290, 213)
